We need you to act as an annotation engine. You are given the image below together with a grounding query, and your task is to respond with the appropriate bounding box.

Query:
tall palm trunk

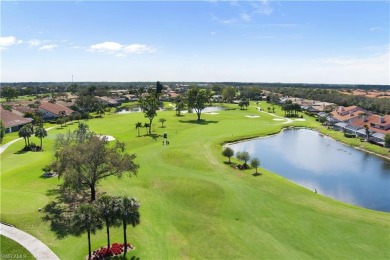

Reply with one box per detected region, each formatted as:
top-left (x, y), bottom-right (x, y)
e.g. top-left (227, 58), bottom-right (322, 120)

top-left (123, 220), bottom-right (128, 256)
top-left (106, 220), bottom-right (110, 250)
top-left (87, 229), bottom-right (92, 260)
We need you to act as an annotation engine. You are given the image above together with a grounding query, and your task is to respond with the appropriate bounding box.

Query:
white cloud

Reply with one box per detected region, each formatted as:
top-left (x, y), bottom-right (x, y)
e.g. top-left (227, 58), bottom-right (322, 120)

top-left (90, 41), bottom-right (123, 52)
top-left (88, 41), bottom-right (156, 56)
top-left (251, 1), bottom-right (273, 15)
top-left (39, 44), bottom-right (58, 50)
top-left (28, 39), bottom-right (42, 47)
top-left (319, 50), bottom-right (390, 84)
top-left (0, 36), bottom-right (19, 49)
top-left (240, 12), bottom-right (251, 22)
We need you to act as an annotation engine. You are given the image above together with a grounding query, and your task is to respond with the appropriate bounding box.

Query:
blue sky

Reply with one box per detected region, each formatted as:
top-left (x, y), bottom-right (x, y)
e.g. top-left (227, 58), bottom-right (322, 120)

top-left (1, 1), bottom-right (389, 84)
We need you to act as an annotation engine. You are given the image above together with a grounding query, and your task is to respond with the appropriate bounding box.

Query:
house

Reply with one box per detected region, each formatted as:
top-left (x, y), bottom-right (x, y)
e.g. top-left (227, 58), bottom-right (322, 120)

top-left (0, 108), bottom-right (33, 133)
top-left (329, 106), bottom-right (367, 124)
top-left (350, 115), bottom-right (390, 134)
top-left (39, 102), bottom-right (74, 120)
top-left (12, 106), bottom-right (36, 117)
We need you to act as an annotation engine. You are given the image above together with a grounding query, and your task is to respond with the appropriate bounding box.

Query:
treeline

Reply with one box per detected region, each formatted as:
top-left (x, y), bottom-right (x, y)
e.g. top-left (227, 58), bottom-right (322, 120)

top-left (266, 87), bottom-right (390, 115)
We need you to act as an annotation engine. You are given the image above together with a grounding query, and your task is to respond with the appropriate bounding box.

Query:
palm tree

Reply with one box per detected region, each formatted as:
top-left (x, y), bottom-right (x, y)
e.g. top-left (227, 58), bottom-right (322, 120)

top-left (18, 126), bottom-right (29, 148)
top-left (72, 204), bottom-right (102, 260)
top-left (18, 124), bottom-right (33, 148)
top-left (97, 196), bottom-right (120, 250)
top-left (159, 118), bottom-right (166, 128)
top-left (143, 123), bottom-right (150, 135)
top-left (117, 197), bottom-right (140, 256)
top-left (34, 126), bottom-right (47, 150)
top-left (135, 122), bottom-right (142, 137)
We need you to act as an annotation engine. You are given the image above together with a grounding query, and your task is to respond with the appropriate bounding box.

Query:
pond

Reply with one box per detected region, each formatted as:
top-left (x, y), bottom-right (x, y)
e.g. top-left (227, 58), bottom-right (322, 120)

top-left (227, 128), bottom-right (390, 212)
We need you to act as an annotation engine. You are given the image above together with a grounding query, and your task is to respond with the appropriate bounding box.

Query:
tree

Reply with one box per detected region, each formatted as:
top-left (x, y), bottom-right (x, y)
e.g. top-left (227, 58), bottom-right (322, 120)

top-left (34, 126), bottom-right (47, 150)
top-left (236, 151), bottom-right (251, 167)
top-left (52, 133), bottom-right (139, 201)
top-left (238, 99), bottom-right (249, 110)
top-left (1, 86), bottom-right (18, 101)
top-left (18, 124), bottom-right (33, 148)
top-left (0, 121), bottom-right (5, 144)
top-left (143, 123), bottom-right (150, 135)
top-left (72, 203), bottom-right (102, 260)
top-left (97, 196), bottom-right (120, 250)
top-left (159, 118), bottom-right (166, 128)
top-left (222, 147), bottom-right (234, 163)
top-left (385, 133), bottom-right (390, 148)
top-left (174, 97), bottom-right (185, 116)
top-left (186, 87), bottom-right (212, 121)
top-left (364, 125), bottom-right (371, 141)
top-left (156, 81), bottom-right (163, 97)
top-left (95, 103), bottom-right (106, 118)
top-left (117, 197), bottom-right (140, 257)
top-left (139, 94), bottom-right (159, 134)
top-left (135, 122), bottom-right (142, 137)
top-left (221, 87), bottom-right (236, 103)
top-left (250, 158), bottom-right (260, 174)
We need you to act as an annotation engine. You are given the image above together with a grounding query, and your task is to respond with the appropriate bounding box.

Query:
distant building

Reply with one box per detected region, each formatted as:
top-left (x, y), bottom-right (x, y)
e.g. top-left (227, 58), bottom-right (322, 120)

top-left (329, 106), bottom-right (367, 123)
top-left (39, 102), bottom-right (74, 120)
top-left (0, 108), bottom-right (33, 133)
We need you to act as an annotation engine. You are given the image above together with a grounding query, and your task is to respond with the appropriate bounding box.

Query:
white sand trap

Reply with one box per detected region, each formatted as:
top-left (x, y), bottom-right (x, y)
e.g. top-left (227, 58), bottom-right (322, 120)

top-left (97, 135), bottom-right (116, 141)
top-left (294, 118), bottom-right (306, 121)
top-left (205, 112), bottom-right (219, 115)
top-left (245, 115), bottom-right (260, 118)
top-left (273, 118), bottom-right (285, 121)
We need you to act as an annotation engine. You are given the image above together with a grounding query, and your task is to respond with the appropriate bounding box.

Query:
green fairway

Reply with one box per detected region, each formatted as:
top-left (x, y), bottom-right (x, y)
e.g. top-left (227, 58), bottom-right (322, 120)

top-left (1, 102), bottom-right (389, 259)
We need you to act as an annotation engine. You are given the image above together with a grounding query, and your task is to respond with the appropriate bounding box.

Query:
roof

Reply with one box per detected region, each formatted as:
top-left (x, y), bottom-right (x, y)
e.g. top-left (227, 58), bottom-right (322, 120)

top-left (330, 109), bottom-right (366, 122)
top-left (13, 106), bottom-right (36, 115)
top-left (350, 115), bottom-right (390, 134)
top-left (0, 108), bottom-right (33, 128)
top-left (39, 102), bottom-right (74, 116)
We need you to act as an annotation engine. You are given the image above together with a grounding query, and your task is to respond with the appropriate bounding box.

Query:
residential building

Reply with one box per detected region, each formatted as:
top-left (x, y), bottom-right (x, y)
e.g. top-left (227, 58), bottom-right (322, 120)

top-left (0, 108), bottom-right (33, 133)
top-left (39, 102), bottom-right (74, 120)
top-left (329, 106), bottom-right (367, 124)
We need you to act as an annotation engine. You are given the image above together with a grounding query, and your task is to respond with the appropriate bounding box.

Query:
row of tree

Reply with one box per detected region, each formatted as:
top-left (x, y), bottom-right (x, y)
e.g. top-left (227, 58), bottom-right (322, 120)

top-left (222, 148), bottom-right (261, 174)
top-left (73, 195), bottom-right (140, 259)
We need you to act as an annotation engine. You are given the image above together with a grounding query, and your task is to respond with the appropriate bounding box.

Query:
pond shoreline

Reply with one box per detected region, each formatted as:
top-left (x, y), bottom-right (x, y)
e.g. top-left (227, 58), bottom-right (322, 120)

top-left (223, 125), bottom-right (390, 161)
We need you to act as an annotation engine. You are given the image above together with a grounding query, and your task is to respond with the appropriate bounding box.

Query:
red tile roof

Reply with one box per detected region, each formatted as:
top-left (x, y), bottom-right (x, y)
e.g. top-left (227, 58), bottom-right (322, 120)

top-left (350, 115), bottom-right (390, 134)
top-left (0, 108), bottom-right (33, 128)
top-left (39, 102), bottom-right (74, 116)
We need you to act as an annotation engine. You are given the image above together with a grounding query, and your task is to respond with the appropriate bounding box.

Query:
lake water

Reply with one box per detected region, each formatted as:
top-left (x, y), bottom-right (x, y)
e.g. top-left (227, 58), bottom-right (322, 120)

top-left (227, 128), bottom-right (390, 212)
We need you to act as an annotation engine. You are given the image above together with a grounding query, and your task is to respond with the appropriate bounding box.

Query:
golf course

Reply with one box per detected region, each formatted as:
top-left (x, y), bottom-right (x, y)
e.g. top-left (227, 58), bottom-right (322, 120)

top-left (1, 101), bottom-right (389, 259)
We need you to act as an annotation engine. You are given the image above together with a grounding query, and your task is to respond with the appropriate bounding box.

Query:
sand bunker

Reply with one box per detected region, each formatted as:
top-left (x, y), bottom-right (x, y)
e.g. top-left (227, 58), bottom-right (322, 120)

top-left (294, 118), bottom-right (306, 121)
top-left (97, 135), bottom-right (116, 141)
top-left (245, 115), bottom-right (260, 118)
top-left (205, 112), bottom-right (219, 115)
top-left (272, 118), bottom-right (285, 121)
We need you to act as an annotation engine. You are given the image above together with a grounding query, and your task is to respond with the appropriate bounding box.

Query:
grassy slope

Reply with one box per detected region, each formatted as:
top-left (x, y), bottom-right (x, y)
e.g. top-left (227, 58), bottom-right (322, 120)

top-left (1, 102), bottom-right (389, 259)
top-left (0, 235), bottom-right (35, 259)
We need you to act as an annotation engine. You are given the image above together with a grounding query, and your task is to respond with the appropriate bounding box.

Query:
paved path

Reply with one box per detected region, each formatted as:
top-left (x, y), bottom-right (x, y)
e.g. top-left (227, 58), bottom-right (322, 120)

top-left (0, 223), bottom-right (60, 260)
top-left (1, 126), bottom-right (60, 259)
top-left (255, 107), bottom-right (293, 124)
top-left (0, 126), bottom-right (57, 155)
top-left (0, 138), bottom-right (22, 154)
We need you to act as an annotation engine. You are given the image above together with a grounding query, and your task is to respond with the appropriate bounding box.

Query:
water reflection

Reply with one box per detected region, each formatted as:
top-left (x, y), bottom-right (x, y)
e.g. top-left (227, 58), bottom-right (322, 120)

top-left (227, 129), bottom-right (390, 212)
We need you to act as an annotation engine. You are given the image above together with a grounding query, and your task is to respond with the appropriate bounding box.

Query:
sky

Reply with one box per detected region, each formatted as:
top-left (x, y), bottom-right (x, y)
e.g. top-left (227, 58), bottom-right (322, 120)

top-left (1, 1), bottom-right (389, 84)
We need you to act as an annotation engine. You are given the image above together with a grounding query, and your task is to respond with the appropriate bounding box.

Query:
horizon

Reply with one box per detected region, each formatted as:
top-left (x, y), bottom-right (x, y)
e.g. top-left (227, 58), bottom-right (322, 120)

top-left (1, 1), bottom-right (389, 84)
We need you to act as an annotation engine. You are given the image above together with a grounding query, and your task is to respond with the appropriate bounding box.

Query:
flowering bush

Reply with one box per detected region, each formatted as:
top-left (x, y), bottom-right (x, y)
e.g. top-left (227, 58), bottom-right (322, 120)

top-left (91, 243), bottom-right (134, 259)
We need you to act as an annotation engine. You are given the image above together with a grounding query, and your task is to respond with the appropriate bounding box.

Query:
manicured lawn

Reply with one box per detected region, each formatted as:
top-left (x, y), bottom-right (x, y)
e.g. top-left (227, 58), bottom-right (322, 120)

top-left (0, 235), bottom-right (35, 259)
top-left (1, 102), bottom-right (389, 259)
